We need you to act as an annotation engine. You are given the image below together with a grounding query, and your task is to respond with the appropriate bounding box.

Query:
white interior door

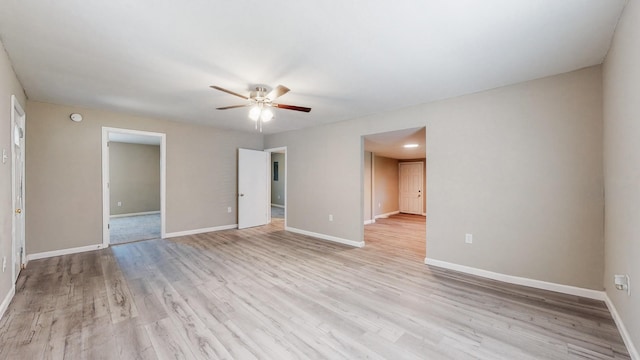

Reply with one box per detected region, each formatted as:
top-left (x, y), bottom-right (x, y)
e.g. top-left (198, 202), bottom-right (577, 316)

top-left (238, 148), bottom-right (269, 229)
top-left (11, 96), bottom-right (26, 283)
top-left (399, 162), bottom-right (423, 214)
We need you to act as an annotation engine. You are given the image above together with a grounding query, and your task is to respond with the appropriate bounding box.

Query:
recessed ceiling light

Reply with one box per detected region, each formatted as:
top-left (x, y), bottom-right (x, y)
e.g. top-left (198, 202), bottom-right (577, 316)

top-left (403, 144), bottom-right (419, 148)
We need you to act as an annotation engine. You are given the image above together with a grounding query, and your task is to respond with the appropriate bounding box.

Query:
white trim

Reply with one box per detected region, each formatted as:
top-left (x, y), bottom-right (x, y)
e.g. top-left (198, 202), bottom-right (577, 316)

top-left (270, 204), bottom-right (285, 209)
top-left (102, 129), bottom-right (109, 246)
top-left (102, 127), bottom-right (166, 247)
top-left (164, 224), bottom-right (237, 238)
top-left (110, 211), bottom-right (161, 218)
top-left (364, 219), bottom-right (375, 225)
top-left (0, 285), bottom-right (15, 320)
top-left (424, 258), bottom-right (605, 300)
top-left (286, 226), bottom-right (365, 248)
top-left (371, 153), bottom-right (376, 227)
top-left (374, 210), bottom-right (400, 219)
top-left (604, 294), bottom-right (639, 360)
top-left (28, 244), bottom-right (105, 261)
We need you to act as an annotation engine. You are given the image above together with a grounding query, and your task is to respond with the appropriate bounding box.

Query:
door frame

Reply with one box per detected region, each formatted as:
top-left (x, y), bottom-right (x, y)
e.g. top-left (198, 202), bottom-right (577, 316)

top-left (101, 127), bottom-right (167, 247)
top-left (11, 95), bottom-right (26, 282)
top-left (265, 146), bottom-right (287, 228)
top-left (398, 161), bottom-right (424, 215)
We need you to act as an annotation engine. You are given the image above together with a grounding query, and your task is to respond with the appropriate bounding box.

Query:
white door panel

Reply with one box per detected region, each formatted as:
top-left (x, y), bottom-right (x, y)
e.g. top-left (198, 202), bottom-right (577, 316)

top-left (399, 162), bottom-right (423, 214)
top-left (238, 148), bottom-right (269, 229)
top-left (11, 95), bottom-right (26, 283)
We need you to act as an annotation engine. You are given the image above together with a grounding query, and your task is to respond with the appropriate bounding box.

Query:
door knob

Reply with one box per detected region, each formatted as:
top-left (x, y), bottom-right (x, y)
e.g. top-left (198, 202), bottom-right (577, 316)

top-left (15, 209), bottom-right (22, 214)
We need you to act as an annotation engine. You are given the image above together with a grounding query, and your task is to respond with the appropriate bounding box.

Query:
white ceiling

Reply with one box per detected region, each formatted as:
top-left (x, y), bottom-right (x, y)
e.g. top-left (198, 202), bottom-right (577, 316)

top-left (0, 0), bottom-right (626, 134)
top-left (365, 128), bottom-right (426, 160)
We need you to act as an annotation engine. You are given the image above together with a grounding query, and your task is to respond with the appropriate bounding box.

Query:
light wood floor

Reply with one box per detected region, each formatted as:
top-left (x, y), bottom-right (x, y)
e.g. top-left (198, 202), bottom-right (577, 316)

top-left (0, 215), bottom-right (630, 359)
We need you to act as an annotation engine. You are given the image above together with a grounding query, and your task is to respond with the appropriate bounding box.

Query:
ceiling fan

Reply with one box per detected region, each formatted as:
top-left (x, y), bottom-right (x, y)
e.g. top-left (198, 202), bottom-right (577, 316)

top-left (210, 84), bottom-right (311, 132)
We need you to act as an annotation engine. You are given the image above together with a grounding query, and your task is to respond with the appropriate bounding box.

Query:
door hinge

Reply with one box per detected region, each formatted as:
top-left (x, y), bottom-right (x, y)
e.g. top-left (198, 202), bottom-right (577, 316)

top-left (108, 223), bottom-right (110, 229)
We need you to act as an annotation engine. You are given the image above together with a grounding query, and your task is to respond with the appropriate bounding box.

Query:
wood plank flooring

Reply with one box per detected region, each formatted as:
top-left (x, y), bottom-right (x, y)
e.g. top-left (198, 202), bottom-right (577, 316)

top-left (0, 215), bottom-right (630, 359)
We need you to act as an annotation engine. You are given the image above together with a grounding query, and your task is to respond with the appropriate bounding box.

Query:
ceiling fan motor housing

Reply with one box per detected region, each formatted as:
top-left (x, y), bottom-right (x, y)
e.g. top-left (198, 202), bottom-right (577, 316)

top-left (250, 86), bottom-right (269, 101)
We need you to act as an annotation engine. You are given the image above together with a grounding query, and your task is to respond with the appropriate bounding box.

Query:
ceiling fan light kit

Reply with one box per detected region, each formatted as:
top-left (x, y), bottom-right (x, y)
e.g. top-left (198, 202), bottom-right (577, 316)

top-left (210, 84), bottom-right (311, 132)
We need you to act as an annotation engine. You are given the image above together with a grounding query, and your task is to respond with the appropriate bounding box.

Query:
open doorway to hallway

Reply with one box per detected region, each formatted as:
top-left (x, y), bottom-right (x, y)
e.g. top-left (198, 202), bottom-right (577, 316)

top-left (267, 147), bottom-right (286, 230)
top-left (362, 127), bottom-right (426, 260)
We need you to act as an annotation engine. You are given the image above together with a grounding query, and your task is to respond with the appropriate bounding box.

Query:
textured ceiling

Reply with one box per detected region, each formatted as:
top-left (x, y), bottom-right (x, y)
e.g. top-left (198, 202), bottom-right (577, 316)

top-left (0, 0), bottom-right (626, 134)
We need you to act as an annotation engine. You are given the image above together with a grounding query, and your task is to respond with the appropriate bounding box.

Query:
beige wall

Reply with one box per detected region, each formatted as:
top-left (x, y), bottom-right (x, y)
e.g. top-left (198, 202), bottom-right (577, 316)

top-left (603, 0), bottom-right (640, 350)
top-left (373, 155), bottom-right (399, 216)
top-left (363, 151), bottom-right (372, 222)
top-left (266, 66), bottom-right (604, 290)
top-left (26, 101), bottom-right (263, 254)
top-left (109, 142), bottom-right (160, 215)
top-left (270, 152), bottom-right (285, 206)
top-left (0, 41), bottom-right (26, 312)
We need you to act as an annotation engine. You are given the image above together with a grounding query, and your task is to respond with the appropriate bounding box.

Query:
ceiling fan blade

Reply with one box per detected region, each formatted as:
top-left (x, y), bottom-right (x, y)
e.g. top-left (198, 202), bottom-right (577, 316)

top-left (274, 103), bottom-right (312, 113)
top-left (216, 104), bottom-right (249, 110)
top-left (267, 85), bottom-right (290, 100)
top-left (210, 85), bottom-right (249, 100)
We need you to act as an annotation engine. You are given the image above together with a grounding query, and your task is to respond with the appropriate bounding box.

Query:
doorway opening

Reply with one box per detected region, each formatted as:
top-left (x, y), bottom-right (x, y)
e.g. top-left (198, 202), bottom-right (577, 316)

top-left (267, 147), bottom-right (286, 230)
top-left (362, 127), bottom-right (426, 261)
top-left (102, 127), bottom-right (166, 246)
top-left (236, 147), bottom-right (287, 231)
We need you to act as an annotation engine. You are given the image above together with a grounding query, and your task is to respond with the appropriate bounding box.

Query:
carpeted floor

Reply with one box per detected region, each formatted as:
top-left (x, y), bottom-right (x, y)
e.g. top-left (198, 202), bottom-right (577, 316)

top-left (271, 205), bottom-right (284, 219)
top-left (110, 213), bottom-right (161, 245)
top-left (111, 209), bottom-right (281, 245)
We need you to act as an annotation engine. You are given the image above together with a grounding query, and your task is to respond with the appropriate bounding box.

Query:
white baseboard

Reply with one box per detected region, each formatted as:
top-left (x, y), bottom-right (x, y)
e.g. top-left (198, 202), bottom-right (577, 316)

top-left (0, 285), bottom-right (15, 321)
top-left (110, 211), bottom-right (160, 218)
top-left (374, 210), bottom-right (400, 219)
top-left (424, 258), bottom-right (605, 300)
top-left (285, 226), bottom-right (364, 248)
top-left (270, 204), bottom-right (285, 209)
top-left (165, 224), bottom-right (237, 238)
top-left (27, 244), bottom-right (106, 261)
top-left (425, 258), bottom-right (638, 358)
top-left (604, 293), bottom-right (639, 360)
top-left (364, 219), bottom-right (375, 225)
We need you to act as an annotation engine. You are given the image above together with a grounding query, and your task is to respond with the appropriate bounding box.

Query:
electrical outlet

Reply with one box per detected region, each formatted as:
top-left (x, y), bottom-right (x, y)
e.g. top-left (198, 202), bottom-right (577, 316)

top-left (378, 202), bottom-right (381, 208)
top-left (227, 207), bottom-right (232, 213)
top-left (117, 201), bottom-right (122, 207)
top-left (465, 233), bottom-right (473, 244)
top-left (329, 214), bottom-right (333, 222)
top-left (615, 274), bottom-right (631, 296)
